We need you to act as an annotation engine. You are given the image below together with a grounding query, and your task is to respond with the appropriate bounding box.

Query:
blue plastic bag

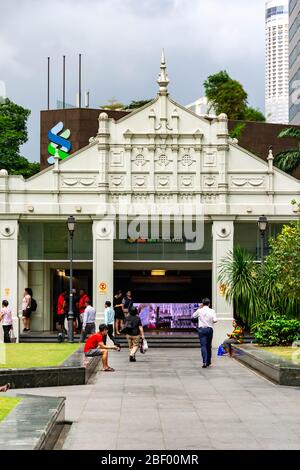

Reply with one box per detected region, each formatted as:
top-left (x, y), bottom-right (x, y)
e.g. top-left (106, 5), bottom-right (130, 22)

top-left (217, 344), bottom-right (225, 356)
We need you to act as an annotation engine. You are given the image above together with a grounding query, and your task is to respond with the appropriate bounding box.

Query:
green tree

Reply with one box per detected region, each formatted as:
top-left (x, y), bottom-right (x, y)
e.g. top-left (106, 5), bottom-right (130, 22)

top-left (99, 97), bottom-right (125, 110)
top-left (274, 127), bottom-right (300, 174)
top-left (126, 99), bottom-right (152, 109)
top-left (244, 107), bottom-right (266, 122)
top-left (219, 209), bottom-right (300, 326)
top-left (0, 98), bottom-right (39, 178)
top-left (203, 70), bottom-right (265, 121)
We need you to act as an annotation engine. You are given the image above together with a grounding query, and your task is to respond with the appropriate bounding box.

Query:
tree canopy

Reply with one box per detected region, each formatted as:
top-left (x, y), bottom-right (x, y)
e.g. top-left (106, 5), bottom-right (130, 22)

top-left (204, 71), bottom-right (265, 121)
top-left (0, 98), bottom-right (39, 178)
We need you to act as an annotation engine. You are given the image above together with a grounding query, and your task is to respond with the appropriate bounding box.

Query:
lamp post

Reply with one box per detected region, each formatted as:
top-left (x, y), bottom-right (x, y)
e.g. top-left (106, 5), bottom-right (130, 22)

top-left (258, 215), bottom-right (268, 263)
top-left (67, 215), bottom-right (76, 342)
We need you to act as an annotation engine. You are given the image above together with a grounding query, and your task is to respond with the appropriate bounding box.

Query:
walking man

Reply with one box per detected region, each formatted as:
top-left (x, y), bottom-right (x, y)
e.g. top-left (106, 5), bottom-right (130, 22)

top-left (80, 299), bottom-right (96, 343)
top-left (193, 298), bottom-right (217, 368)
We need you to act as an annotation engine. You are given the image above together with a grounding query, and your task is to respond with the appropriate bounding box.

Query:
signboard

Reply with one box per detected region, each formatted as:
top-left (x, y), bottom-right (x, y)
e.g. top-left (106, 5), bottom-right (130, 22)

top-left (98, 282), bottom-right (108, 294)
top-left (47, 121), bottom-right (72, 164)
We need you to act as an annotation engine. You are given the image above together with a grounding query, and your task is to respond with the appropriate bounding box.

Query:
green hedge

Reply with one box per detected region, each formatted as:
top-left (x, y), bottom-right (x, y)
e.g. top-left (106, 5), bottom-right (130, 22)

top-left (254, 317), bottom-right (300, 346)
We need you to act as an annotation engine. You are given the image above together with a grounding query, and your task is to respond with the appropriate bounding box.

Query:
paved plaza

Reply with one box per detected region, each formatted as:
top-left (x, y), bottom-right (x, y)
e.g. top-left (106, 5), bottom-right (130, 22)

top-left (6, 348), bottom-right (300, 450)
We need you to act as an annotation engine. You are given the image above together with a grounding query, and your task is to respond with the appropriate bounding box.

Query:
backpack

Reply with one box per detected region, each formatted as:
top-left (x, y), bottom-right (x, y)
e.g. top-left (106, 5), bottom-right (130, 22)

top-left (31, 298), bottom-right (37, 312)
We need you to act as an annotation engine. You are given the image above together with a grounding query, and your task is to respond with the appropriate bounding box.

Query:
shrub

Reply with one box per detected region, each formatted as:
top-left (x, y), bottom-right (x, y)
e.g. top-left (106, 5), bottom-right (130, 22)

top-left (253, 316), bottom-right (300, 346)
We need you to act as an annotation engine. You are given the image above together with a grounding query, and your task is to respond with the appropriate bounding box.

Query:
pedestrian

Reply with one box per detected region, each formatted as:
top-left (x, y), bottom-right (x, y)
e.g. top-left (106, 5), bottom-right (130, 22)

top-left (0, 300), bottom-right (13, 343)
top-left (113, 290), bottom-right (124, 335)
top-left (80, 299), bottom-right (96, 343)
top-left (83, 324), bottom-right (120, 372)
top-left (193, 298), bottom-right (217, 368)
top-left (103, 300), bottom-right (119, 346)
top-left (22, 287), bottom-right (33, 332)
top-left (124, 307), bottom-right (145, 362)
top-left (57, 289), bottom-right (67, 333)
top-left (222, 319), bottom-right (244, 357)
top-left (73, 288), bottom-right (81, 333)
top-left (122, 290), bottom-right (133, 317)
top-left (78, 288), bottom-right (90, 328)
top-left (0, 383), bottom-right (11, 392)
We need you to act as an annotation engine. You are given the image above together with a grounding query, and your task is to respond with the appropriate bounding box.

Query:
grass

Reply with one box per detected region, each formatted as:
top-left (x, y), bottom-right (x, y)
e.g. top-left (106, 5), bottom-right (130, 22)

top-left (262, 346), bottom-right (299, 362)
top-left (0, 397), bottom-right (21, 422)
top-left (0, 343), bottom-right (80, 369)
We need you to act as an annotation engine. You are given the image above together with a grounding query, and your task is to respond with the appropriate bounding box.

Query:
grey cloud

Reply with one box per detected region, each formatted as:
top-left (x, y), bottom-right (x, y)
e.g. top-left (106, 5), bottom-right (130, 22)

top-left (0, 0), bottom-right (265, 161)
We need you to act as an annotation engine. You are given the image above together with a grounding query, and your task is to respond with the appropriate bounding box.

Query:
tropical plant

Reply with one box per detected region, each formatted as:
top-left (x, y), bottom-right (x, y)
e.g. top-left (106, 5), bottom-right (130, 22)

top-left (218, 246), bottom-right (261, 325)
top-left (229, 123), bottom-right (246, 140)
top-left (274, 127), bottom-right (300, 174)
top-left (0, 98), bottom-right (40, 178)
top-left (253, 316), bottom-right (300, 346)
top-left (244, 107), bottom-right (266, 122)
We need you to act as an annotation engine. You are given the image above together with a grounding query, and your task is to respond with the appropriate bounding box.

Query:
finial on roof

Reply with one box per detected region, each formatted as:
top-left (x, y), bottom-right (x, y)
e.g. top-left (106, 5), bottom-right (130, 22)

top-left (267, 146), bottom-right (274, 160)
top-left (157, 49), bottom-right (169, 95)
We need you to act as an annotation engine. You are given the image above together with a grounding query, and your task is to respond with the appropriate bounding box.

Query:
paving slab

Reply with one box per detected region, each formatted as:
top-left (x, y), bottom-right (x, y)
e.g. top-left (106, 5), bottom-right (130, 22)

top-left (5, 348), bottom-right (300, 450)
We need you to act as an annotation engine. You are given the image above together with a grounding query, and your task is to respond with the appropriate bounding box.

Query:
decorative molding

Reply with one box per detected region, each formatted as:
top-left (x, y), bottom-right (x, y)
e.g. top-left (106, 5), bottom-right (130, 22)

top-left (180, 175), bottom-right (193, 187)
top-left (110, 150), bottom-right (124, 166)
top-left (133, 175), bottom-right (147, 187)
top-left (203, 176), bottom-right (217, 188)
top-left (156, 175), bottom-right (170, 187)
top-left (110, 175), bottom-right (124, 187)
top-left (203, 150), bottom-right (217, 167)
top-left (230, 177), bottom-right (265, 188)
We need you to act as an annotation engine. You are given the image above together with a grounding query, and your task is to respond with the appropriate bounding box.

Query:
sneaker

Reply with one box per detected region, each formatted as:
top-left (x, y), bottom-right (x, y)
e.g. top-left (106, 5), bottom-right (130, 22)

top-left (129, 356), bottom-right (136, 362)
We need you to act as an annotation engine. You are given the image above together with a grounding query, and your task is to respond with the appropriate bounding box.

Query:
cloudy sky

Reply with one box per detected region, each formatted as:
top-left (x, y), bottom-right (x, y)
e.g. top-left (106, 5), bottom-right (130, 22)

top-left (0, 0), bottom-right (265, 162)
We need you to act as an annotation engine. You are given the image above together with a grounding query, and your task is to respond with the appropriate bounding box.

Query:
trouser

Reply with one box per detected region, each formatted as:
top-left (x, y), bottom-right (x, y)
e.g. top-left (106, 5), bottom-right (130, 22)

top-left (3, 325), bottom-right (12, 343)
top-left (198, 327), bottom-right (213, 365)
top-left (223, 338), bottom-right (238, 355)
top-left (80, 323), bottom-right (96, 343)
top-left (127, 335), bottom-right (141, 357)
top-left (85, 348), bottom-right (103, 357)
top-left (103, 324), bottom-right (117, 345)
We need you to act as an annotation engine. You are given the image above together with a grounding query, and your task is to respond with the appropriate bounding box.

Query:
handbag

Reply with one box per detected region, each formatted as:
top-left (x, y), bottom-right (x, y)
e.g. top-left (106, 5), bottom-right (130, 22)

top-left (140, 338), bottom-right (148, 354)
top-left (9, 328), bottom-right (16, 343)
top-left (217, 344), bottom-right (225, 356)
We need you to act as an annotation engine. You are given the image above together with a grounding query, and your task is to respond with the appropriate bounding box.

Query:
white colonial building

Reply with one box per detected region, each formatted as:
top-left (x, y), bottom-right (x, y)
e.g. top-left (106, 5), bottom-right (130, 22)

top-left (0, 54), bottom-right (299, 345)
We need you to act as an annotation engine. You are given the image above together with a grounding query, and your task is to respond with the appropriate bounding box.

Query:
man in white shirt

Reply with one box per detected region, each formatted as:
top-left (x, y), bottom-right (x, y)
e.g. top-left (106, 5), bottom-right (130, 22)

top-left (193, 298), bottom-right (217, 368)
top-left (80, 300), bottom-right (96, 343)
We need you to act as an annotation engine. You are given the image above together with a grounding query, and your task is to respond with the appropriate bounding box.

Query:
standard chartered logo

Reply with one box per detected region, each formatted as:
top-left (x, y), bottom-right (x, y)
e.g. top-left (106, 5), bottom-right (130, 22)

top-left (48, 121), bottom-right (72, 164)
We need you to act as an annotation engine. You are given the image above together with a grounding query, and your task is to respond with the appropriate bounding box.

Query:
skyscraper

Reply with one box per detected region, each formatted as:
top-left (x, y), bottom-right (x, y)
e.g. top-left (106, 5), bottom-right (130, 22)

top-left (289, 0), bottom-right (300, 124)
top-left (265, 0), bottom-right (289, 123)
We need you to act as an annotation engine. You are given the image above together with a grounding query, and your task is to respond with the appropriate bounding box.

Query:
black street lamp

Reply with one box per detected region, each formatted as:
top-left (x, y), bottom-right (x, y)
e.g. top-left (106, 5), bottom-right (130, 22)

top-left (258, 215), bottom-right (268, 263)
top-left (67, 215), bottom-right (76, 342)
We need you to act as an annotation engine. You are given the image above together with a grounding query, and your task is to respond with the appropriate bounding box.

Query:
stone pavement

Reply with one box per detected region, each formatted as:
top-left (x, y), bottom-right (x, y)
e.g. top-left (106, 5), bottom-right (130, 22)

top-left (5, 348), bottom-right (300, 450)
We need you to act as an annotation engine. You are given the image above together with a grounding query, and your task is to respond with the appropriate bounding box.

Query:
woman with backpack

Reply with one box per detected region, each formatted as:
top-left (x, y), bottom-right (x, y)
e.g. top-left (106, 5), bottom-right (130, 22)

top-left (22, 287), bottom-right (35, 332)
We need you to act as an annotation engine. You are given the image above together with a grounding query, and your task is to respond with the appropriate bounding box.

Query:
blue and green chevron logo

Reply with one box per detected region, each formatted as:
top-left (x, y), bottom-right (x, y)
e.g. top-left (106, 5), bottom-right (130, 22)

top-left (47, 121), bottom-right (72, 164)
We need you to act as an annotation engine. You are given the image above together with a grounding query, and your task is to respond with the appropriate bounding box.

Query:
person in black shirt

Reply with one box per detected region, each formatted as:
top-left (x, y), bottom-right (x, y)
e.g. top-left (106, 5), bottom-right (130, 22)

top-left (125, 307), bottom-right (145, 362)
top-left (122, 290), bottom-right (133, 317)
top-left (113, 290), bottom-right (124, 335)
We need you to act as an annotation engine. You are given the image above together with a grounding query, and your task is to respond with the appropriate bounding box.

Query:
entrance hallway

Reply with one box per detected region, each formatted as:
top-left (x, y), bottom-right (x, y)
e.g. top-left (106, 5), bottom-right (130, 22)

top-left (6, 349), bottom-right (300, 450)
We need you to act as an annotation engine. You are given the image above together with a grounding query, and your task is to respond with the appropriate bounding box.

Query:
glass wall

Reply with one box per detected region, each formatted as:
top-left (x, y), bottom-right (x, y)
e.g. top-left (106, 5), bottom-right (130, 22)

top-left (234, 222), bottom-right (283, 259)
top-left (114, 222), bottom-right (212, 261)
top-left (18, 222), bottom-right (93, 260)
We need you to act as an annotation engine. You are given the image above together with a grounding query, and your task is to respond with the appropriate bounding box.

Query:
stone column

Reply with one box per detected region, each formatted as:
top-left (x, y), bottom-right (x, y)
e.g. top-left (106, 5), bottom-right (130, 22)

top-left (212, 220), bottom-right (234, 347)
top-left (93, 219), bottom-right (114, 328)
top-left (0, 220), bottom-right (19, 342)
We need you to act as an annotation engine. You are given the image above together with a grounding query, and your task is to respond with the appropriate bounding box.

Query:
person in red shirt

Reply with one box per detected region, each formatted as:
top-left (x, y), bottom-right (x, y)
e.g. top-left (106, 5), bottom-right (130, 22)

top-left (84, 324), bottom-right (120, 371)
top-left (57, 290), bottom-right (67, 332)
top-left (79, 289), bottom-right (90, 315)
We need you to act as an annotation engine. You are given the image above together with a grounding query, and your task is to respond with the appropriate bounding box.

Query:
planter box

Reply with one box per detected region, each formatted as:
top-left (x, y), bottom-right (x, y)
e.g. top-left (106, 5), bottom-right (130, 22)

top-left (232, 344), bottom-right (300, 386)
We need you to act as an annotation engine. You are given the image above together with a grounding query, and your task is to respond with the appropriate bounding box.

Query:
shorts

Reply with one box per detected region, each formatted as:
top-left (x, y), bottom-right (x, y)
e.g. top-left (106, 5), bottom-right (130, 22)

top-left (22, 308), bottom-right (32, 319)
top-left (126, 335), bottom-right (141, 349)
top-left (84, 348), bottom-right (103, 357)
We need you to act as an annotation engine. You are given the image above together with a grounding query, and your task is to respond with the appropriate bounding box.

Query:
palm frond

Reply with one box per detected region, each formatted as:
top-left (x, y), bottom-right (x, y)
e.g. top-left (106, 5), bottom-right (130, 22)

top-left (274, 150), bottom-right (300, 174)
top-left (278, 127), bottom-right (300, 140)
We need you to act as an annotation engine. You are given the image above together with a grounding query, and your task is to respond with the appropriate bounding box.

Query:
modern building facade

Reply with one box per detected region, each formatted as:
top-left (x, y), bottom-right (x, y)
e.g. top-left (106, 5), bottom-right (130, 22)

top-left (265, 0), bottom-right (289, 123)
top-left (185, 97), bottom-right (215, 117)
top-left (289, 0), bottom-right (300, 124)
top-left (0, 54), bottom-right (299, 346)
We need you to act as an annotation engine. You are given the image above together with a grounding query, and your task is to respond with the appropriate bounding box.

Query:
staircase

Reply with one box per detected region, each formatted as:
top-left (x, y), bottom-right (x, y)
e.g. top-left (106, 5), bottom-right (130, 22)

top-left (19, 331), bottom-right (200, 348)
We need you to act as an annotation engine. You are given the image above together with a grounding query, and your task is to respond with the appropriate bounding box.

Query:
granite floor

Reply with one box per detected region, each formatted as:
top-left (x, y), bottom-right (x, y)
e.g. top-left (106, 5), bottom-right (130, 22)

top-left (5, 348), bottom-right (300, 450)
